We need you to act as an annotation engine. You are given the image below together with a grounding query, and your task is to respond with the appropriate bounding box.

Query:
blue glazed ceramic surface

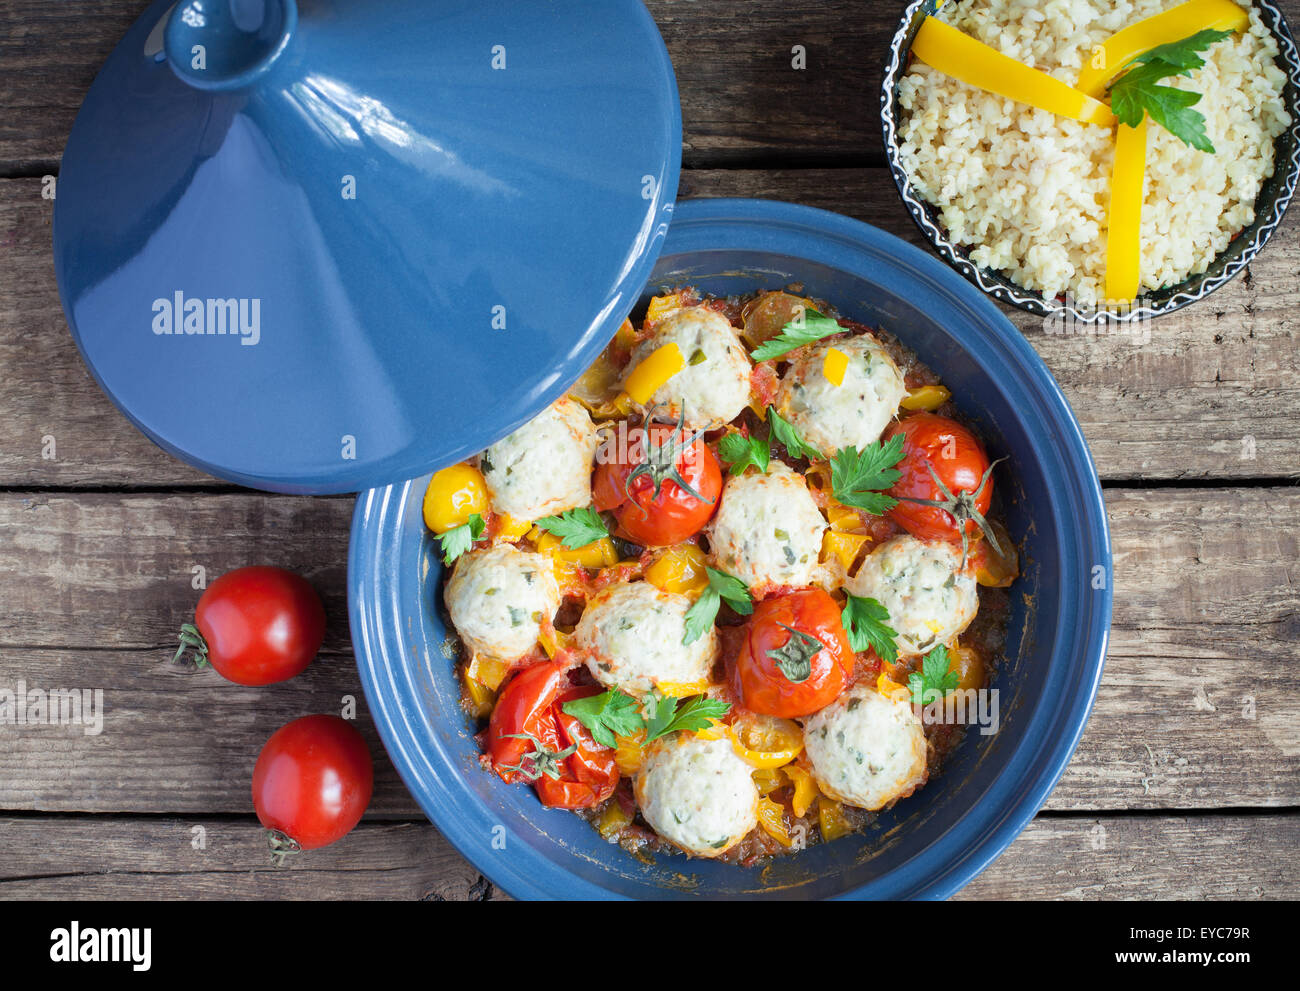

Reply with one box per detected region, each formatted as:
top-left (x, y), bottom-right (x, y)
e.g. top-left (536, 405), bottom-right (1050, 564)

top-left (349, 199), bottom-right (1113, 900)
top-left (54, 0), bottom-right (681, 493)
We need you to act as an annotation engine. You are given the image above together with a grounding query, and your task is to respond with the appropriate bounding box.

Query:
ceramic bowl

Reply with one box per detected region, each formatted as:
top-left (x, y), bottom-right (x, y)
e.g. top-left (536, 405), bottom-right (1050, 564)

top-left (881, 0), bottom-right (1300, 322)
top-left (348, 198), bottom-right (1113, 899)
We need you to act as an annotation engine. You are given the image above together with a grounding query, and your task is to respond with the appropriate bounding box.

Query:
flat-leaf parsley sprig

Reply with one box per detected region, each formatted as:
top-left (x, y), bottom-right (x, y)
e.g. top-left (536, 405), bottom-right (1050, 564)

top-left (683, 567), bottom-right (754, 644)
top-left (830, 433), bottom-right (907, 515)
top-left (750, 307), bottom-right (843, 362)
top-left (436, 513), bottom-right (486, 566)
top-left (1108, 28), bottom-right (1236, 153)
top-left (534, 507), bottom-right (609, 548)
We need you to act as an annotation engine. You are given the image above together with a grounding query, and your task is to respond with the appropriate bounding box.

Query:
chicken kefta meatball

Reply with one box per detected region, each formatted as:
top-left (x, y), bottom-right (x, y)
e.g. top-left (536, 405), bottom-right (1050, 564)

top-left (635, 733), bottom-right (759, 857)
top-left (804, 684), bottom-right (928, 811)
top-left (444, 545), bottom-right (560, 662)
top-left (478, 396), bottom-right (599, 521)
top-left (574, 581), bottom-right (718, 695)
top-left (626, 306), bottom-right (752, 429)
top-left (706, 464), bottom-right (827, 594)
top-left (846, 534), bottom-right (978, 656)
top-left (775, 335), bottom-right (907, 455)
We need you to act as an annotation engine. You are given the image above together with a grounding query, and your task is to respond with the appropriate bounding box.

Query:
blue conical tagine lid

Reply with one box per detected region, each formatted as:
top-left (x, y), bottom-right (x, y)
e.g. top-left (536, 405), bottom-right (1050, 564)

top-left (54, 0), bottom-right (681, 494)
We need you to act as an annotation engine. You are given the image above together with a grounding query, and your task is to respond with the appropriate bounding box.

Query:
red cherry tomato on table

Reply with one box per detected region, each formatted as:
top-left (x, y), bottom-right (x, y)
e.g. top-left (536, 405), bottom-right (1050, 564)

top-left (178, 566), bottom-right (325, 686)
top-left (593, 418), bottom-right (722, 547)
top-left (729, 589), bottom-right (855, 718)
top-left (485, 662), bottom-right (618, 809)
top-left (883, 413), bottom-right (996, 545)
top-left (252, 715), bottom-right (374, 857)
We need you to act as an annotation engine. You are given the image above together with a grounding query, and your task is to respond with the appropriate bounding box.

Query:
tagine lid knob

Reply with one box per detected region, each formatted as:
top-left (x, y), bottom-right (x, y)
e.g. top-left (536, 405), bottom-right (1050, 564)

top-left (54, 0), bottom-right (681, 493)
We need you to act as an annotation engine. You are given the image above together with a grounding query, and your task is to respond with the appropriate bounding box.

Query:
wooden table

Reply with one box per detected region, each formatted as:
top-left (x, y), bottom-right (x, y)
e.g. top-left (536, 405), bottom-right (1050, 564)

top-left (1, 0), bottom-right (1297, 901)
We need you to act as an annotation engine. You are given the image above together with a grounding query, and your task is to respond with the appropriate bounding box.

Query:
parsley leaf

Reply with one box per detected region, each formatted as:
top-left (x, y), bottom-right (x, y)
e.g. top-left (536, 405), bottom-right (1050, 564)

top-left (642, 692), bottom-right (732, 744)
top-left (534, 507), bottom-right (609, 549)
top-left (749, 308), bottom-right (843, 361)
top-left (561, 689), bottom-right (644, 749)
top-left (437, 513), bottom-right (486, 566)
top-left (682, 567), bottom-right (754, 644)
top-left (830, 434), bottom-right (906, 515)
top-left (767, 408), bottom-right (825, 462)
top-left (766, 623), bottom-right (825, 684)
top-left (841, 594), bottom-right (900, 663)
top-left (908, 644), bottom-right (960, 706)
top-left (1108, 29), bottom-right (1234, 154)
top-left (718, 431), bottom-right (771, 476)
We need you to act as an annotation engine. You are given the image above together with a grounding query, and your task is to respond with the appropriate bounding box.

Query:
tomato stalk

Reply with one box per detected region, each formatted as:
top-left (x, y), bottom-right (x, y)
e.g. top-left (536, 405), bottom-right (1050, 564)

top-left (498, 732), bottom-right (577, 781)
top-left (625, 405), bottom-right (715, 507)
top-left (895, 458), bottom-right (1006, 566)
top-left (266, 829), bottom-right (303, 867)
top-left (173, 622), bottom-right (209, 668)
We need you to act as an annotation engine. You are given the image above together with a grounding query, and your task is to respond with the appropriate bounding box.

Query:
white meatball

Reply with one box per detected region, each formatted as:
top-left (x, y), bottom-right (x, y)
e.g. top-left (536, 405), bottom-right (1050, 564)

top-left (846, 535), bottom-right (978, 656)
top-left (775, 334), bottom-right (906, 454)
top-left (478, 397), bottom-right (599, 521)
top-left (705, 464), bottom-right (827, 595)
top-left (635, 734), bottom-right (759, 857)
top-left (804, 684), bottom-right (928, 811)
top-left (626, 306), bottom-right (752, 429)
top-left (444, 546), bottom-right (560, 662)
top-left (574, 581), bottom-right (717, 695)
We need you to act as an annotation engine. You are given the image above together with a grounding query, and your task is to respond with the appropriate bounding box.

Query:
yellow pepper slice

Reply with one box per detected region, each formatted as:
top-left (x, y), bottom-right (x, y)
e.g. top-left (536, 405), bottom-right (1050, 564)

top-left (752, 767), bottom-right (785, 796)
top-left (530, 527), bottom-right (619, 570)
top-left (817, 798), bottom-right (854, 842)
top-left (645, 293), bottom-right (683, 326)
top-left (901, 383), bottom-right (952, 412)
top-left (537, 625), bottom-right (571, 659)
top-left (644, 543), bottom-right (709, 594)
top-left (1106, 115), bottom-right (1149, 302)
top-left (912, 17), bottom-right (1115, 127)
top-left (596, 801), bottom-right (633, 841)
top-left (821, 530), bottom-right (868, 573)
top-left (757, 797), bottom-right (794, 847)
top-left (782, 764), bottom-right (821, 818)
top-left (657, 680), bottom-right (714, 699)
top-left (822, 346), bottom-right (849, 387)
top-left (614, 730), bottom-right (646, 775)
top-left (623, 342), bottom-right (685, 404)
top-left (730, 712), bottom-right (804, 769)
top-left (1075, 0), bottom-right (1249, 98)
top-left (946, 643), bottom-right (986, 693)
top-left (422, 464), bottom-right (489, 534)
top-left (614, 316), bottom-right (637, 351)
top-left (877, 672), bottom-right (912, 704)
top-left (495, 513), bottom-right (533, 542)
top-left (466, 653), bottom-right (513, 692)
top-left (461, 669), bottom-right (496, 719)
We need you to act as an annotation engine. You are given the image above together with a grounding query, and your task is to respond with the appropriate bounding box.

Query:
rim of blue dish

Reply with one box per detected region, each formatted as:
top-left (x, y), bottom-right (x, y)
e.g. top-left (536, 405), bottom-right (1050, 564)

top-left (349, 199), bottom-right (1113, 900)
top-left (881, 0), bottom-right (1300, 323)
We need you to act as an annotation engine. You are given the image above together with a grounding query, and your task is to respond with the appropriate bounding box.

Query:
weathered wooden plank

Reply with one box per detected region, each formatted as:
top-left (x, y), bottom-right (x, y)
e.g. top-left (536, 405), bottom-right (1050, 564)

top-left (0, 818), bottom-right (491, 900)
top-left (4, 172), bottom-right (1298, 486)
top-left (0, 488), bottom-right (1296, 813)
top-left (0, 0), bottom-right (888, 169)
top-left (0, 812), bottom-right (1293, 899)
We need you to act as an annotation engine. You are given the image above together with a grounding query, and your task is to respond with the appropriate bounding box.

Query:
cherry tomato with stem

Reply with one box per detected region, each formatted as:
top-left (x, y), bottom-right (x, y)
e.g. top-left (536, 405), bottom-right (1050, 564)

top-left (729, 589), bottom-right (855, 718)
top-left (176, 566), bottom-right (325, 686)
top-left (252, 714), bottom-right (374, 863)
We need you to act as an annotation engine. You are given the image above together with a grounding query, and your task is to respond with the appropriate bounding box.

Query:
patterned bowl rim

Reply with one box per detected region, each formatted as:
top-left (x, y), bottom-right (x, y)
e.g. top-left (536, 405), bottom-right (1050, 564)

top-left (881, 0), bottom-right (1300, 323)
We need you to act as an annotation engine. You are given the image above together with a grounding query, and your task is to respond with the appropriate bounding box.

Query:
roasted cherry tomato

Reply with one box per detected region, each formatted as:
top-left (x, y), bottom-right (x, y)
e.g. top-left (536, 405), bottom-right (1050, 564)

top-left (593, 416), bottom-right (722, 547)
top-left (178, 566), bottom-right (325, 686)
top-left (486, 664), bottom-right (619, 809)
top-left (729, 589), bottom-right (855, 718)
top-left (883, 413), bottom-right (997, 546)
top-left (252, 715), bottom-right (374, 857)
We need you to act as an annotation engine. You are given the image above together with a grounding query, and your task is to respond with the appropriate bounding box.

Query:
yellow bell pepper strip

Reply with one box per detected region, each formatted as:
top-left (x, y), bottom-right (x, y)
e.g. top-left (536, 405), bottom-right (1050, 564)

top-left (656, 680), bottom-right (714, 699)
top-left (422, 464), bottom-right (489, 534)
top-left (1105, 115), bottom-right (1149, 302)
top-left (614, 316), bottom-right (637, 351)
top-left (900, 383), bottom-right (952, 412)
top-left (537, 624), bottom-right (571, 660)
top-left (596, 801), bottom-right (633, 841)
top-left (645, 292), bottom-right (684, 326)
top-left (821, 530), bottom-right (868, 573)
top-left (946, 643), bottom-right (986, 693)
top-left (752, 767), bottom-right (785, 796)
top-left (757, 796), bottom-right (795, 847)
top-left (912, 17), bottom-right (1116, 127)
top-left (825, 499), bottom-right (865, 534)
top-left (782, 764), bottom-right (820, 818)
top-left (623, 342), bottom-right (685, 404)
top-left (877, 671), bottom-right (912, 704)
top-left (494, 513), bottom-right (533, 542)
top-left (644, 543), bottom-right (710, 594)
top-left (1074, 0), bottom-right (1249, 98)
top-left (817, 798), bottom-right (854, 842)
top-left (614, 729), bottom-right (646, 775)
top-left (530, 527), bottom-right (618, 570)
top-left (461, 668), bottom-right (496, 719)
top-left (822, 346), bottom-right (849, 387)
top-left (466, 653), bottom-right (513, 692)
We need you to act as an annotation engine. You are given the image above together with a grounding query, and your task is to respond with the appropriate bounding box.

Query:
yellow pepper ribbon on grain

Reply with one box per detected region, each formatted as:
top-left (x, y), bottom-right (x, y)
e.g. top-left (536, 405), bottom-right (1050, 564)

top-left (909, 2), bottom-right (1248, 302)
top-left (1074, 0), bottom-right (1251, 97)
top-left (911, 17), bottom-right (1116, 127)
